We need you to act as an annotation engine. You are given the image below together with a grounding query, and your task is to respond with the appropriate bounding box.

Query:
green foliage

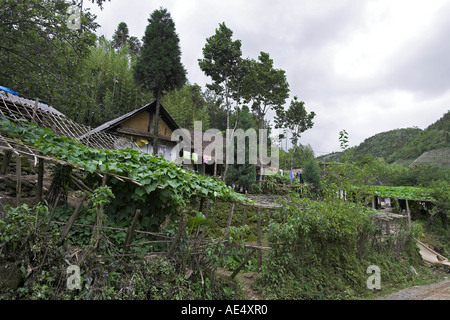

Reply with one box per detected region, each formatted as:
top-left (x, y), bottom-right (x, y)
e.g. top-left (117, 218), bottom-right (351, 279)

top-left (129, 257), bottom-right (191, 300)
top-left (162, 84), bottom-right (210, 130)
top-left (0, 0), bottom-right (98, 116)
top-left (0, 117), bottom-right (249, 232)
top-left (388, 111), bottom-right (449, 163)
top-left (364, 185), bottom-right (434, 200)
top-left (243, 52), bottom-right (290, 126)
top-left (255, 196), bottom-right (428, 299)
top-left (339, 129), bottom-right (349, 151)
top-left (225, 106), bottom-right (257, 191)
top-left (427, 181), bottom-right (449, 229)
top-left (278, 144), bottom-right (315, 171)
top-left (73, 36), bottom-right (152, 127)
top-left (318, 111), bottom-right (449, 165)
top-left (133, 7), bottom-right (186, 97)
top-left (0, 203), bottom-right (55, 253)
top-left (198, 22), bottom-right (243, 100)
top-left (302, 159), bottom-right (321, 189)
top-left (111, 22), bottom-right (141, 55)
top-left (198, 21), bottom-right (245, 139)
top-left (260, 176), bottom-right (280, 195)
top-left (275, 96), bottom-right (315, 149)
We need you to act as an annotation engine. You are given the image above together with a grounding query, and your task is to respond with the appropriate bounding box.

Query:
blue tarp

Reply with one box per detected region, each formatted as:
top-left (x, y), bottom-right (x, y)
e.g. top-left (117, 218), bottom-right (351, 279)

top-left (0, 86), bottom-right (20, 96)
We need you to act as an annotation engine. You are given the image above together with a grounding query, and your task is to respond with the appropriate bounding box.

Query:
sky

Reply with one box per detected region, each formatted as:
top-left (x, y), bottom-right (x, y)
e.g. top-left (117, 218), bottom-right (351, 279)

top-left (85, 0), bottom-right (450, 156)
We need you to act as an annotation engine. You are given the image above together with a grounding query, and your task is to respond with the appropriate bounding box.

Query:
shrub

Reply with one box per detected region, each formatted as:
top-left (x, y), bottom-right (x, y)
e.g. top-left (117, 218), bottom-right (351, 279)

top-left (254, 195), bottom-right (428, 299)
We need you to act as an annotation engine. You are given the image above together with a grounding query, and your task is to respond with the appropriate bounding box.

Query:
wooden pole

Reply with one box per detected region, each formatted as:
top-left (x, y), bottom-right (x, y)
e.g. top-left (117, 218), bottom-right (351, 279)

top-left (124, 209), bottom-right (141, 254)
top-left (93, 174), bottom-right (108, 249)
top-left (406, 199), bottom-right (411, 227)
top-left (385, 220), bottom-right (391, 235)
top-left (36, 158), bottom-right (44, 202)
top-left (59, 194), bottom-right (88, 245)
top-left (16, 155), bottom-right (21, 206)
top-left (1, 150), bottom-right (12, 174)
top-left (231, 248), bottom-right (256, 279)
top-left (241, 206), bottom-right (247, 226)
top-left (167, 211), bottom-right (187, 258)
top-left (202, 198), bottom-right (210, 237)
top-left (226, 203), bottom-right (235, 232)
top-left (31, 98), bottom-right (39, 123)
top-left (46, 190), bottom-right (62, 231)
top-left (257, 207), bottom-right (262, 272)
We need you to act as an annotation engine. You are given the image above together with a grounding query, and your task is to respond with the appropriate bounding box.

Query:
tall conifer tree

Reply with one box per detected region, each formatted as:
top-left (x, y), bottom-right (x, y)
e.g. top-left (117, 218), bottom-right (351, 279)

top-left (134, 7), bottom-right (186, 155)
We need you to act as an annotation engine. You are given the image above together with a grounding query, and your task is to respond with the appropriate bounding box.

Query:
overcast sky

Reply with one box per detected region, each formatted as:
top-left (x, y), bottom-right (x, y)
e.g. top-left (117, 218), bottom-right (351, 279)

top-left (85, 0), bottom-right (450, 156)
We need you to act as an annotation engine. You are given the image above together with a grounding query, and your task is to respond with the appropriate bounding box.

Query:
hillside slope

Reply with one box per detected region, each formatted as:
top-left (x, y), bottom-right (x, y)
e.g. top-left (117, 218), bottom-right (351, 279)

top-left (317, 111), bottom-right (449, 166)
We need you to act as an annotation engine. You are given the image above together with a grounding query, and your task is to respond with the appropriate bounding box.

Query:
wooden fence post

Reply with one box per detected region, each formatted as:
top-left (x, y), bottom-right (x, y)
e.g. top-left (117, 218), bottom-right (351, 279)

top-left (167, 211), bottom-right (187, 258)
top-left (58, 194), bottom-right (88, 245)
top-left (16, 155), bottom-right (21, 206)
top-left (231, 248), bottom-right (256, 279)
top-left (46, 190), bottom-right (62, 231)
top-left (36, 158), bottom-right (44, 202)
top-left (241, 206), bottom-right (247, 226)
top-left (226, 203), bottom-right (235, 231)
top-left (257, 207), bottom-right (262, 272)
top-left (1, 150), bottom-right (12, 174)
top-left (124, 209), bottom-right (141, 254)
top-left (202, 198), bottom-right (210, 237)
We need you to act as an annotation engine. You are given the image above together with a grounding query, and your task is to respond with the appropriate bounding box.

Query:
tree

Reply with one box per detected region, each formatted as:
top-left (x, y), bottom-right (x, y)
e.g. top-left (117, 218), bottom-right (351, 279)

top-left (243, 52), bottom-right (290, 180)
top-left (303, 158), bottom-right (321, 189)
top-left (0, 0), bottom-right (98, 109)
top-left (133, 7), bottom-right (186, 155)
top-left (162, 84), bottom-right (210, 130)
top-left (275, 96), bottom-right (315, 170)
top-left (75, 36), bottom-right (152, 127)
top-left (225, 105), bottom-right (257, 192)
top-left (199, 22), bottom-right (247, 180)
top-left (198, 22), bottom-right (245, 132)
top-left (112, 22), bottom-right (141, 55)
top-left (112, 22), bottom-right (130, 50)
top-left (203, 88), bottom-right (228, 132)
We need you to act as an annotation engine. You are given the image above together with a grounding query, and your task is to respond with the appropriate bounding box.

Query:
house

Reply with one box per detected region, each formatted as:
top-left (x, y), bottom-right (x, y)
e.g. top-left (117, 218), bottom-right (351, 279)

top-left (83, 101), bottom-right (271, 179)
top-left (80, 101), bottom-right (181, 162)
top-left (185, 129), bottom-right (226, 176)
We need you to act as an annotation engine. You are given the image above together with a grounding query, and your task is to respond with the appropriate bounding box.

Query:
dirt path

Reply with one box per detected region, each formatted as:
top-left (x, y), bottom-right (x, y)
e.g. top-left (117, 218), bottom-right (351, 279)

top-left (216, 268), bottom-right (264, 300)
top-left (377, 278), bottom-right (450, 300)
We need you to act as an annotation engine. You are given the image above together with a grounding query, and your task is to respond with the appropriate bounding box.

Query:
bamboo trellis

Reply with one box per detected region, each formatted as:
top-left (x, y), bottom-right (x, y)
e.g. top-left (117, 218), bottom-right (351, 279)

top-left (0, 91), bottom-right (133, 150)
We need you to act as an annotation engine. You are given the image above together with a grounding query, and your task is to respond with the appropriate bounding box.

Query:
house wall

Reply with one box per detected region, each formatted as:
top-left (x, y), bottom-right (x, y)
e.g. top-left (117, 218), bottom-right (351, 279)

top-left (157, 118), bottom-right (173, 137)
top-left (111, 107), bottom-right (180, 164)
top-left (122, 111), bottom-right (150, 131)
top-left (137, 141), bottom-right (177, 162)
top-left (121, 110), bottom-right (173, 137)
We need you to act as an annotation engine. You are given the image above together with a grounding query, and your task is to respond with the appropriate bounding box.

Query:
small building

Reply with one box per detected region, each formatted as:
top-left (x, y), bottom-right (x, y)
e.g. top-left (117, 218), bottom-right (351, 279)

top-left (80, 101), bottom-right (181, 162)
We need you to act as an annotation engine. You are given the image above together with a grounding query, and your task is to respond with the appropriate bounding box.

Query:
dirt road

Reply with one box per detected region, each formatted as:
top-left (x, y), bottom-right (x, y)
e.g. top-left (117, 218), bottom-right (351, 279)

top-left (377, 278), bottom-right (450, 300)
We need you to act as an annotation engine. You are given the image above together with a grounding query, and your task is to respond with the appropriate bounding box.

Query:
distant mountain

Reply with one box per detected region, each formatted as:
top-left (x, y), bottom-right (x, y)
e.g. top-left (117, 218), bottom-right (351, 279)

top-left (412, 148), bottom-right (450, 167)
top-left (317, 111), bottom-right (450, 166)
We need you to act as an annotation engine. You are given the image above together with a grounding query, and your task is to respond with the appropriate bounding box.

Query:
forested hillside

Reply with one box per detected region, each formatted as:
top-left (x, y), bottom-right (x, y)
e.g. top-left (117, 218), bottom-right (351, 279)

top-left (318, 111), bottom-right (449, 166)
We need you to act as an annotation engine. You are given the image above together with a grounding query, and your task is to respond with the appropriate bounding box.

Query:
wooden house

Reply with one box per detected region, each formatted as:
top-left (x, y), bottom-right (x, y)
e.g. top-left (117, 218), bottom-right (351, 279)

top-left (82, 101), bottom-right (181, 162)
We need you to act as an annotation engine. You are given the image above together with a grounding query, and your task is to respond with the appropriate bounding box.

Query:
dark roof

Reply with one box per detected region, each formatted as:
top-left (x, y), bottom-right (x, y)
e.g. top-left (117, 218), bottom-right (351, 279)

top-left (79, 101), bottom-right (179, 140)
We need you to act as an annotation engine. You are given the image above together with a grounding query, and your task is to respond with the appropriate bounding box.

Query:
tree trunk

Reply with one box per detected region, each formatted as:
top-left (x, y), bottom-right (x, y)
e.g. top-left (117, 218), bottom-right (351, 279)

top-left (258, 115), bottom-right (264, 184)
top-left (153, 88), bottom-right (161, 156)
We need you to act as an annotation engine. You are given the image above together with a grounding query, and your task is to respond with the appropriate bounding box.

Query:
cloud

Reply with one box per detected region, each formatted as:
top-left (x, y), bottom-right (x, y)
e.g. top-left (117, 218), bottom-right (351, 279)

top-left (86, 0), bottom-right (450, 156)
